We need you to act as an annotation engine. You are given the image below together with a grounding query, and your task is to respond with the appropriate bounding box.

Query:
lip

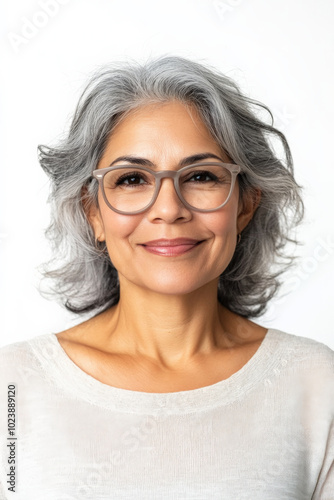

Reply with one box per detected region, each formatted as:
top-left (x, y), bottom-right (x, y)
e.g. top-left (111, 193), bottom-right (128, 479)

top-left (142, 238), bottom-right (202, 246)
top-left (140, 238), bottom-right (204, 256)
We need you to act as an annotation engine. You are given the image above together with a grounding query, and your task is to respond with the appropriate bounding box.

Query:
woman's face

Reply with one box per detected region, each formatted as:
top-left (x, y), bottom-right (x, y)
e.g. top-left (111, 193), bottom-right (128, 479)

top-left (89, 100), bottom-right (254, 296)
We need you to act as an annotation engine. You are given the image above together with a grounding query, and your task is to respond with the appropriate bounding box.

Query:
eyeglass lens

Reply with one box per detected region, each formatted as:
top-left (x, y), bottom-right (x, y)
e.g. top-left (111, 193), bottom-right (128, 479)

top-left (101, 165), bottom-right (233, 212)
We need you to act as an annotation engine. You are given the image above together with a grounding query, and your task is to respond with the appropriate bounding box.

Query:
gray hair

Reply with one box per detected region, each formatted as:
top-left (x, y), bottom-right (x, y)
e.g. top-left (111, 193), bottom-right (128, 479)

top-left (38, 55), bottom-right (304, 318)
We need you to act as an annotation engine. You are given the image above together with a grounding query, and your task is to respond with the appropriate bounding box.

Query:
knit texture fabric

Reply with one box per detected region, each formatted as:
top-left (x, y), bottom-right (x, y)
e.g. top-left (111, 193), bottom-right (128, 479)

top-left (0, 329), bottom-right (333, 499)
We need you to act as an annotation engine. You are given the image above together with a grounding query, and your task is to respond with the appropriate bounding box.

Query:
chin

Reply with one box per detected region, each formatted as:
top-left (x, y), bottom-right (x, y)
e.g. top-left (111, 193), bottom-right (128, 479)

top-left (129, 273), bottom-right (218, 297)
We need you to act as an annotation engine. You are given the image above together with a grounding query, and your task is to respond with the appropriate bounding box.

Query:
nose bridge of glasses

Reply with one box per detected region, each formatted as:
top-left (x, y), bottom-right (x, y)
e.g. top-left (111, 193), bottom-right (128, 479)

top-left (154, 169), bottom-right (180, 198)
top-left (151, 170), bottom-right (187, 212)
top-left (155, 170), bottom-right (179, 181)
top-left (154, 170), bottom-right (180, 196)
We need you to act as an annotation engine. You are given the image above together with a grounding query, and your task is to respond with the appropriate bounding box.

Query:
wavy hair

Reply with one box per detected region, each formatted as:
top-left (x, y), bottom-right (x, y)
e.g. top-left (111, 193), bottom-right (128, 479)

top-left (38, 55), bottom-right (304, 317)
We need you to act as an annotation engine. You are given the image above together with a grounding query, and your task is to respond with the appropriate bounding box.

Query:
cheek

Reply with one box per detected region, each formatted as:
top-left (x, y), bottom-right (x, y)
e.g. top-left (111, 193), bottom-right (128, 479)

top-left (100, 208), bottom-right (141, 251)
top-left (105, 219), bottom-right (137, 242)
top-left (203, 202), bottom-right (239, 238)
top-left (102, 217), bottom-right (138, 273)
top-left (98, 191), bottom-right (140, 240)
top-left (211, 214), bottom-right (236, 236)
top-left (202, 202), bottom-right (239, 275)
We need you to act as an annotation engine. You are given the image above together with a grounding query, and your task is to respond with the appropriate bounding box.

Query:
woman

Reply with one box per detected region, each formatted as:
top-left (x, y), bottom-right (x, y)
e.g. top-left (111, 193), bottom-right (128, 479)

top-left (0, 55), bottom-right (333, 499)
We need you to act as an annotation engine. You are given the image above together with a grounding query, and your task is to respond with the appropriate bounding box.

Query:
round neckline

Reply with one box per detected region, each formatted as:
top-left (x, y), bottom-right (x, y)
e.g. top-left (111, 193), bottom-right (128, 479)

top-left (29, 328), bottom-right (286, 414)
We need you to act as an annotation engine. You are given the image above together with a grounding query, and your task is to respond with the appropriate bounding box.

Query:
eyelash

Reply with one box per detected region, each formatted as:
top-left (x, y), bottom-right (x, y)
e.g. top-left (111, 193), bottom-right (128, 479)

top-left (115, 171), bottom-right (149, 186)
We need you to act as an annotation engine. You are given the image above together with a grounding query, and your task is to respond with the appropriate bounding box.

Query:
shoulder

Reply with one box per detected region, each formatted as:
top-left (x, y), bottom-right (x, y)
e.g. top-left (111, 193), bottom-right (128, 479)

top-left (0, 334), bottom-right (55, 376)
top-left (0, 334), bottom-right (49, 356)
top-left (269, 329), bottom-right (334, 396)
top-left (272, 329), bottom-right (334, 365)
top-left (0, 337), bottom-right (34, 361)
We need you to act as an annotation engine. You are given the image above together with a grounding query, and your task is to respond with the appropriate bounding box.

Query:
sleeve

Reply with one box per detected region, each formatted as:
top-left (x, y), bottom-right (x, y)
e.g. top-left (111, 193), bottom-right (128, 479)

top-left (311, 419), bottom-right (334, 500)
top-left (311, 345), bottom-right (334, 500)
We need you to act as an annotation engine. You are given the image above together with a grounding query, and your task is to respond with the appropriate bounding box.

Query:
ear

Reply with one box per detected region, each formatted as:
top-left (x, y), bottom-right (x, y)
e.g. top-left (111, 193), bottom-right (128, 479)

top-left (237, 187), bottom-right (261, 234)
top-left (81, 186), bottom-right (105, 242)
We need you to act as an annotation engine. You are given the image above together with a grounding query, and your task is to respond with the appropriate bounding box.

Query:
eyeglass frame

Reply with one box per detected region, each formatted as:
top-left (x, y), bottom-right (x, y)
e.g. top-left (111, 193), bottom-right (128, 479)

top-left (92, 161), bottom-right (241, 215)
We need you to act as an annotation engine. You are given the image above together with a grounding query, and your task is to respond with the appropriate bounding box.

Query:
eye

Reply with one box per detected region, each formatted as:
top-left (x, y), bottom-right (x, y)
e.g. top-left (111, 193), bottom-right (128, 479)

top-left (186, 170), bottom-right (219, 183)
top-left (115, 171), bottom-right (149, 186)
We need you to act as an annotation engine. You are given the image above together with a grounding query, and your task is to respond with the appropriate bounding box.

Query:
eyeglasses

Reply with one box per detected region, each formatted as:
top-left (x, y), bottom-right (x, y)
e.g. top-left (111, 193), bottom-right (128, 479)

top-left (92, 161), bottom-right (241, 215)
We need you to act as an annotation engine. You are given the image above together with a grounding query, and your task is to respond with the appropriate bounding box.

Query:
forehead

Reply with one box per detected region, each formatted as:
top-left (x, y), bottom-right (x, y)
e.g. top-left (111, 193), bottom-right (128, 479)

top-left (99, 100), bottom-right (228, 167)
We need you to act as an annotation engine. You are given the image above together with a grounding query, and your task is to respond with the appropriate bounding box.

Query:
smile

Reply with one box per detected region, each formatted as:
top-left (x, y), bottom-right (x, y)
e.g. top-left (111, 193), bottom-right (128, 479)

top-left (140, 238), bottom-right (204, 256)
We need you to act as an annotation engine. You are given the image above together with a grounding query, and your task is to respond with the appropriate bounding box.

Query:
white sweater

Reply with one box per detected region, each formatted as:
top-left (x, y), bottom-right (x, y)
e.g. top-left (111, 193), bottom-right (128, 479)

top-left (0, 329), bottom-right (333, 499)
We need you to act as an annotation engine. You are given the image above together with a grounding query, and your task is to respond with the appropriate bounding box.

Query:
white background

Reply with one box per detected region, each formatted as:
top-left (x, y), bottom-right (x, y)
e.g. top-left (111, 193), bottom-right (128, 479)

top-left (1, 0), bottom-right (333, 348)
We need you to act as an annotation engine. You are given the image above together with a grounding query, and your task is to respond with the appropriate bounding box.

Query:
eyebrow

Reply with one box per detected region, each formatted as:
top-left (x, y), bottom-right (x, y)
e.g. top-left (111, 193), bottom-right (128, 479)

top-left (108, 152), bottom-right (226, 168)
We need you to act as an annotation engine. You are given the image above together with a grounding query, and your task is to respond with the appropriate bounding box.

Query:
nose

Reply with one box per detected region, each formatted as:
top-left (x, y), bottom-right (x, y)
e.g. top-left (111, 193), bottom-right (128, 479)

top-left (147, 177), bottom-right (192, 224)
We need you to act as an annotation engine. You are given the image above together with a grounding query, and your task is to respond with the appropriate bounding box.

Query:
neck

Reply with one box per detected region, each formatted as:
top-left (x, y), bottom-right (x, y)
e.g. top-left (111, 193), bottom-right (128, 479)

top-left (98, 278), bottom-right (239, 369)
